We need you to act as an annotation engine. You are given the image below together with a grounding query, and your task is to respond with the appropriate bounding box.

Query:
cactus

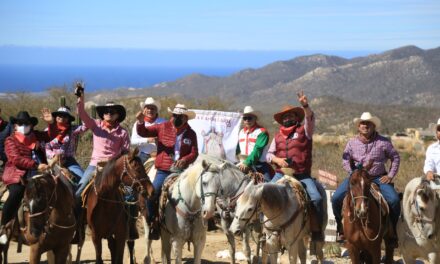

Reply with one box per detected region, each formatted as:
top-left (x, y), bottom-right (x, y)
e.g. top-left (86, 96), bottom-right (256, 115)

top-left (91, 105), bottom-right (97, 119)
top-left (60, 96), bottom-right (66, 107)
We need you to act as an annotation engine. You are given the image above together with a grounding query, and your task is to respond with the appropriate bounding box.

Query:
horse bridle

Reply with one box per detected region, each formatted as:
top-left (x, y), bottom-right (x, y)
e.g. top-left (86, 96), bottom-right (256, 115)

top-left (120, 155), bottom-right (150, 197)
top-left (412, 184), bottom-right (436, 228)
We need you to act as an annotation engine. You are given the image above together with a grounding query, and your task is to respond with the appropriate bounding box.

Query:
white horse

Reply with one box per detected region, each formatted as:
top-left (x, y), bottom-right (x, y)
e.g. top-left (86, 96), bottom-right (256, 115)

top-left (230, 176), bottom-right (327, 264)
top-left (397, 176), bottom-right (440, 264)
top-left (159, 156), bottom-right (223, 264)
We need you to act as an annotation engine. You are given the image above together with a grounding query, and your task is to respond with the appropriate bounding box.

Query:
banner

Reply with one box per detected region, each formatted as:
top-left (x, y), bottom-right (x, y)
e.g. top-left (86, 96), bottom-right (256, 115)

top-left (189, 109), bottom-right (242, 162)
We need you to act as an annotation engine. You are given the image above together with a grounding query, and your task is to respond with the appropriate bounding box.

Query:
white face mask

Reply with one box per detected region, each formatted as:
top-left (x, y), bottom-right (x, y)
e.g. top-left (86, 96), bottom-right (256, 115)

top-left (16, 125), bottom-right (31, 135)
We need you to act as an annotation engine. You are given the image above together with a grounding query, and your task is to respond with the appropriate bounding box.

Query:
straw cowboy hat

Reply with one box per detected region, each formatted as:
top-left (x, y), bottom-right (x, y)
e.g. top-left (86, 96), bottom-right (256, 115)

top-left (96, 102), bottom-right (126, 123)
top-left (10, 111), bottom-right (38, 126)
top-left (242, 106), bottom-right (261, 120)
top-left (52, 106), bottom-right (75, 123)
top-left (167, 104), bottom-right (196, 120)
top-left (353, 112), bottom-right (381, 129)
top-left (140, 97), bottom-right (161, 111)
top-left (273, 105), bottom-right (305, 125)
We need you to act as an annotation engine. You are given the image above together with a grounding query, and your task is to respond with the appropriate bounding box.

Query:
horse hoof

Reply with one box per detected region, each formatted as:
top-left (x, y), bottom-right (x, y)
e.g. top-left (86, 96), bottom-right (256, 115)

top-left (143, 256), bottom-right (150, 264)
top-left (251, 255), bottom-right (259, 264)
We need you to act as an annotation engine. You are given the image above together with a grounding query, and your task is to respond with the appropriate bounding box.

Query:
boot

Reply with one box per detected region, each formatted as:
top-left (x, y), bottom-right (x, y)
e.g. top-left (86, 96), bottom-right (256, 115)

top-left (148, 218), bottom-right (160, 240)
top-left (336, 218), bottom-right (345, 243)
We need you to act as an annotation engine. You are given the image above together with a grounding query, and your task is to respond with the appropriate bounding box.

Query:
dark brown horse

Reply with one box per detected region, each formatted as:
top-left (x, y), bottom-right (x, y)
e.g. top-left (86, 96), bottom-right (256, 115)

top-left (0, 169), bottom-right (76, 264)
top-left (85, 148), bottom-right (154, 264)
top-left (343, 161), bottom-right (394, 264)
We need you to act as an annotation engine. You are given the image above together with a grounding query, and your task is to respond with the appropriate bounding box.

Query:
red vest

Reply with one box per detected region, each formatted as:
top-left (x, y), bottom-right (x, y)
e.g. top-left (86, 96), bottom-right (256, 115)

top-left (274, 125), bottom-right (312, 174)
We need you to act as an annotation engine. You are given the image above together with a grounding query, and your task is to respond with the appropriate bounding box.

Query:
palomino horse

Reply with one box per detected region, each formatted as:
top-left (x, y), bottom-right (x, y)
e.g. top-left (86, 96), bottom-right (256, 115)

top-left (85, 148), bottom-right (154, 264)
top-left (0, 169), bottom-right (76, 264)
top-left (397, 175), bottom-right (440, 263)
top-left (343, 163), bottom-right (394, 264)
top-left (160, 155), bottom-right (225, 264)
top-left (230, 176), bottom-right (327, 264)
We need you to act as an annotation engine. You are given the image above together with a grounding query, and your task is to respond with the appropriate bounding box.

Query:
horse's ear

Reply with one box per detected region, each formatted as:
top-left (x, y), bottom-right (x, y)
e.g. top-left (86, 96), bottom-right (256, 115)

top-left (349, 158), bottom-right (356, 171)
top-left (131, 147), bottom-right (139, 159)
top-left (364, 160), bottom-right (374, 171)
top-left (202, 159), bottom-right (210, 170)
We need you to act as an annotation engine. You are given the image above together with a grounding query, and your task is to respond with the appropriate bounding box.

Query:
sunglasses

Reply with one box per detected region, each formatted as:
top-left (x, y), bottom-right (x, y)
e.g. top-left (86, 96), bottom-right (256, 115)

top-left (104, 109), bottom-right (117, 115)
top-left (243, 116), bottom-right (254, 121)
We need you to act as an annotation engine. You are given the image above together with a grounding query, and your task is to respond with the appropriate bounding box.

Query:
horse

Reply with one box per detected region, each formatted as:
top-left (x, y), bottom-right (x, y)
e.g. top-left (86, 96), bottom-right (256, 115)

top-left (159, 154), bottom-right (228, 264)
top-left (397, 175), bottom-right (440, 263)
top-left (230, 175), bottom-right (327, 264)
top-left (85, 148), bottom-right (154, 264)
top-left (0, 169), bottom-right (76, 264)
top-left (342, 162), bottom-right (394, 264)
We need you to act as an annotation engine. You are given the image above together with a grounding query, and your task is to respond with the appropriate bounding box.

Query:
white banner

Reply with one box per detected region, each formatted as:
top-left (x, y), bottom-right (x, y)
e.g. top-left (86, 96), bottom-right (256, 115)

top-left (189, 109), bottom-right (242, 162)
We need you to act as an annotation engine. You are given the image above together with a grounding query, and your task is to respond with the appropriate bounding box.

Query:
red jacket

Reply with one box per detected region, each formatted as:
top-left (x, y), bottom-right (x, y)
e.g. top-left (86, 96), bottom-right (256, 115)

top-left (136, 121), bottom-right (198, 171)
top-left (2, 131), bottom-right (49, 185)
top-left (273, 125), bottom-right (312, 174)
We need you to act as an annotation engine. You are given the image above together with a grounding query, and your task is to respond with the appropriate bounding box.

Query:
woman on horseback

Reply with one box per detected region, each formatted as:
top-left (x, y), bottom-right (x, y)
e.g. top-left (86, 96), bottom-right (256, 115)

top-left (0, 111), bottom-right (50, 244)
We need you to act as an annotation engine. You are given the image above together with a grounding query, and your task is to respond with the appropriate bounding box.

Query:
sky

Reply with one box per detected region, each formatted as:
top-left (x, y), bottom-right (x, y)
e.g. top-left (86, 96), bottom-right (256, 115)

top-left (0, 0), bottom-right (439, 51)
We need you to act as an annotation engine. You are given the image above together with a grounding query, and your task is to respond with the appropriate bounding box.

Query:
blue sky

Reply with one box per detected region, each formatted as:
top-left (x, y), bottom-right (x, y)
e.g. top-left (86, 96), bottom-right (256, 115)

top-left (0, 0), bottom-right (439, 51)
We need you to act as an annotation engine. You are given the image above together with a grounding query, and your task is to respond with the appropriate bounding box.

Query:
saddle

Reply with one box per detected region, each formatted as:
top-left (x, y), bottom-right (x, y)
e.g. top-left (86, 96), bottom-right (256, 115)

top-left (81, 161), bottom-right (107, 207)
top-left (370, 183), bottom-right (390, 216)
top-left (158, 173), bottom-right (180, 221)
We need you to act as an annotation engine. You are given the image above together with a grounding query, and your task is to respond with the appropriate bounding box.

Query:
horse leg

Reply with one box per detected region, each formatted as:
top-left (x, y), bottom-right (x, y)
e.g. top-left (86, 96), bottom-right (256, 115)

top-left (193, 235), bottom-right (206, 264)
top-left (346, 243), bottom-right (361, 264)
top-left (28, 245), bottom-right (42, 264)
top-left (265, 233), bottom-right (279, 264)
top-left (54, 245), bottom-right (71, 264)
top-left (108, 236), bottom-right (116, 263)
top-left (142, 216), bottom-right (153, 264)
top-left (298, 237), bottom-right (307, 264)
top-left (160, 231), bottom-right (172, 264)
top-left (428, 252), bottom-right (440, 264)
top-left (287, 241), bottom-right (299, 264)
top-left (243, 227), bottom-right (252, 264)
top-left (172, 239), bottom-right (184, 264)
top-left (225, 229), bottom-right (236, 264)
top-left (75, 221), bottom-right (86, 264)
top-left (127, 240), bottom-right (135, 264)
top-left (114, 234), bottom-right (126, 264)
top-left (383, 240), bottom-right (394, 264)
top-left (92, 234), bottom-right (103, 264)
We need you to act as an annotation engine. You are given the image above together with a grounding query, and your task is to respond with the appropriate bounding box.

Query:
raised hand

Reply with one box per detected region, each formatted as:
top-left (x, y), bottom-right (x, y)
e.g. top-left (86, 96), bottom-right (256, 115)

top-left (74, 81), bottom-right (84, 98)
top-left (297, 91), bottom-right (308, 107)
top-left (41, 108), bottom-right (53, 124)
top-left (136, 111), bottom-right (145, 123)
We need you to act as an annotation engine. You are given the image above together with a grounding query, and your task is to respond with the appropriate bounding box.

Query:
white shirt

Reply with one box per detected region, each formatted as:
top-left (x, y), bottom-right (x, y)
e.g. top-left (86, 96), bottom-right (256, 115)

top-left (424, 140), bottom-right (440, 174)
top-left (131, 117), bottom-right (166, 154)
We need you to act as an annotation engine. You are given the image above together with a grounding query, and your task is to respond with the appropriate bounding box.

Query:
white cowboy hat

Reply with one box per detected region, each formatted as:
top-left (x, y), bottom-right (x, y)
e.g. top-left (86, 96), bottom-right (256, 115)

top-left (353, 112), bottom-right (381, 129)
top-left (140, 97), bottom-right (161, 111)
top-left (242, 106), bottom-right (261, 120)
top-left (167, 104), bottom-right (196, 120)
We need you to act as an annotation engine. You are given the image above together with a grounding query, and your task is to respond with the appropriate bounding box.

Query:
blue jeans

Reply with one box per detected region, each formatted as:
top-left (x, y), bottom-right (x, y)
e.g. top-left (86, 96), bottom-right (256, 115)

top-left (147, 169), bottom-right (172, 222)
top-left (271, 172), bottom-right (324, 227)
top-left (138, 152), bottom-right (151, 165)
top-left (64, 156), bottom-right (84, 181)
top-left (75, 165), bottom-right (96, 199)
top-left (331, 176), bottom-right (401, 230)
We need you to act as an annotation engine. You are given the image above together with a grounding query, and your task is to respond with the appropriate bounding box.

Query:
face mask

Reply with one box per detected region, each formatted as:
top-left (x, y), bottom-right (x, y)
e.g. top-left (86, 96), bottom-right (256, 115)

top-left (283, 120), bottom-right (297, 128)
top-left (17, 125), bottom-right (31, 135)
top-left (173, 116), bottom-right (183, 128)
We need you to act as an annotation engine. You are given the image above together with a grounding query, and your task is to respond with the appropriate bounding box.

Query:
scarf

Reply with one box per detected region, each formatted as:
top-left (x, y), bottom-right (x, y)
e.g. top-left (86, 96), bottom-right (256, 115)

top-left (279, 125), bottom-right (298, 139)
top-left (103, 120), bottom-right (119, 130)
top-left (55, 122), bottom-right (71, 142)
top-left (144, 114), bottom-right (158, 124)
top-left (243, 124), bottom-right (259, 134)
top-left (14, 131), bottom-right (37, 150)
top-left (175, 122), bottom-right (189, 135)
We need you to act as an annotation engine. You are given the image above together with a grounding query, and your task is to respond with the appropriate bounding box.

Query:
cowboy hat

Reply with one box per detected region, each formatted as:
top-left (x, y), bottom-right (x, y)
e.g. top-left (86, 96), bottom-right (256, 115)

top-left (167, 104), bottom-right (196, 120)
top-left (51, 106), bottom-right (75, 123)
top-left (242, 106), bottom-right (261, 120)
top-left (140, 97), bottom-right (161, 111)
top-left (353, 112), bottom-right (381, 129)
top-left (273, 105), bottom-right (305, 125)
top-left (10, 111), bottom-right (38, 126)
top-left (96, 102), bottom-right (126, 123)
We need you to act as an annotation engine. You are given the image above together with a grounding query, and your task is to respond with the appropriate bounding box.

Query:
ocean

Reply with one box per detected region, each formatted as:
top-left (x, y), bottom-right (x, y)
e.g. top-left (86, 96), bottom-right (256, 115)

top-left (0, 65), bottom-right (239, 93)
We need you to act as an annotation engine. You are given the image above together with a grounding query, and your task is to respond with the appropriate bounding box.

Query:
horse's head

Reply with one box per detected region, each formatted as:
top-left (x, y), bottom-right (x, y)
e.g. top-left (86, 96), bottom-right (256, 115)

top-left (121, 148), bottom-right (154, 199)
top-left (411, 180), bottom-right (440, 240)
top-left (349, 160), bottom-right (373, 219)
top-left (230, 180), bottom-right (263, 236)
top-left (23, 172), bottom-right (57, 238)
top-left (194, 159), bottom-right (223, 220)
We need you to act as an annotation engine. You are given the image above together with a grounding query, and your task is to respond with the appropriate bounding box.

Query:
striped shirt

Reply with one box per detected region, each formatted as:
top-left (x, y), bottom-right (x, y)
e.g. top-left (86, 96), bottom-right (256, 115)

top-left (45, 124), bottom-right (86, 159)
top-left (342, 133), bottom-right (400, 178)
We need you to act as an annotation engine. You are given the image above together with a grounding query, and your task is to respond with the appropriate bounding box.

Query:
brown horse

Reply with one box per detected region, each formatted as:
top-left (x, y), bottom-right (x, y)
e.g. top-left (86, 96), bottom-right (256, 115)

top-left (343, 162), bottom-right (394, 264)
top-left (85, 148), bottom-right (154, 264)
top-left (0, 169), bottom-right (76, 264)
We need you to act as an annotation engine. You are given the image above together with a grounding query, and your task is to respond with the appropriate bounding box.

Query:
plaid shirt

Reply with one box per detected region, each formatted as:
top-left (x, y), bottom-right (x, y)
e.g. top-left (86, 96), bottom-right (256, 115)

top-left (45, 125), bottom-right (86, 159)
top-left (342, 133), bottom-right (400, 178)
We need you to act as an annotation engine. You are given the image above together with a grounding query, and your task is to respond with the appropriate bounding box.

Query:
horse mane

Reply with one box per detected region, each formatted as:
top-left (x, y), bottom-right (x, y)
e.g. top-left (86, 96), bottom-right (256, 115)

top-left (95, 154), bottom-right (123, 193)
top-left (262, 183), bottom-right (293, 211)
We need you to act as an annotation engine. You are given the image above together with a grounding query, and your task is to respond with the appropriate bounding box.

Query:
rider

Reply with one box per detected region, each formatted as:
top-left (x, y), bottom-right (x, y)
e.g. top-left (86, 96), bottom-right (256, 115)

top-left (41, 106), bottom-right (84, 180)
top-left (135, 103), bottom-right (198, 240)
top-left (74, 87), bottom-right (130, 202)
top-left (266, 91), bottom-right (325, 241)
top-left (236, 106), bottom-right (273, 182)
top-left (331, 112), bottom-right (401, 245)
top-left (424, 118), bottom-right (440, 181)
top-left (0, 111), bottom-right (50, 244)
top-left (131, 97), bottom-right (166, 164)
top-left (0, 108), bottom-right (12, 201)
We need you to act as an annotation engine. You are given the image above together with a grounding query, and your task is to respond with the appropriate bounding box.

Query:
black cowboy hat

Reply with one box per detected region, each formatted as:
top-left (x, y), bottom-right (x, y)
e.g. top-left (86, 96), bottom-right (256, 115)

top-left (51, 106), bottom-right (75, 123)
top-left (96, 102), bottom-right (126, 123)
top-left (10, 111), bottom-right (38, 126)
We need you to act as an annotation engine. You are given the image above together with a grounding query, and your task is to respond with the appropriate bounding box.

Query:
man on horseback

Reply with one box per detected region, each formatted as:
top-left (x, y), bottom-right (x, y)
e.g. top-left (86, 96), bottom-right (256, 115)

top-left (331, 112), bottom-right (401, 246)
top-left (236, 106), bottom-right (273, 182)
top-left (0, 111), bottom-right (50, 244)
top-left (424, 118), bottom-right (440, 181)
top-left (266, 91), bottom-right (325, 241)
top-left (131, 97), bottom-right (166, 164)
top-left (135, 103), bottom-right (198, 240)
